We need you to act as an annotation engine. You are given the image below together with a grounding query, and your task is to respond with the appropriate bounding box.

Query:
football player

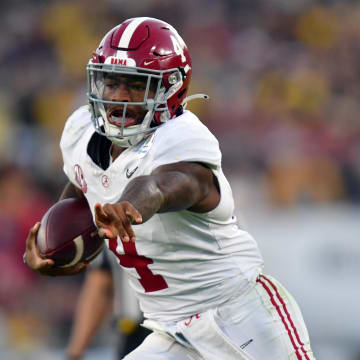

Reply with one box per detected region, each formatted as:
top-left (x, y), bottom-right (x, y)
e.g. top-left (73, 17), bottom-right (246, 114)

top-left (24, 17), bottom-right (315, 359)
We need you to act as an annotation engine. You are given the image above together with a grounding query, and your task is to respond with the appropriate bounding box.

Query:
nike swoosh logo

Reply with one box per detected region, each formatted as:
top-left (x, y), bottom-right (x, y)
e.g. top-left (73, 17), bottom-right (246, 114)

top-left (126, 166), bottom-right (138, 178)
top-left (143, 60), bottom-right (155, 66)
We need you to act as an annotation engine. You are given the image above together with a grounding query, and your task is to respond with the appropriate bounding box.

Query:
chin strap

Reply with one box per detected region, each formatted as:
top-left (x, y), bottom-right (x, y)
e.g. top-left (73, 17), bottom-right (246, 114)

top-left (182, 93), bottom-right (209, 109)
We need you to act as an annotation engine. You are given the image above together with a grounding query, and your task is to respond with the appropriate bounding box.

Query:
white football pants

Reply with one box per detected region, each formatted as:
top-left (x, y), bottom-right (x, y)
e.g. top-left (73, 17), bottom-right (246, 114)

top-left (123, 274), bottom-right (315, 360)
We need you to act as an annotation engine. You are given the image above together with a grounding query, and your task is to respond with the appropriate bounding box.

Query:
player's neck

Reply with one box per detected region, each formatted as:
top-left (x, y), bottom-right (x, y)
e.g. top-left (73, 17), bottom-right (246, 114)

top-left (110, 143), bottom-right (127, 161)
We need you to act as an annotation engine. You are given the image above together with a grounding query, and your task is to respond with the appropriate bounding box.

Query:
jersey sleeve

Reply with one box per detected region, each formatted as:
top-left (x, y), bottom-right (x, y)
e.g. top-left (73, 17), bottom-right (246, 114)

top-left (151, 112), bottom-right (222, 172)
top-left (59, 105), bottom-right (92, 186)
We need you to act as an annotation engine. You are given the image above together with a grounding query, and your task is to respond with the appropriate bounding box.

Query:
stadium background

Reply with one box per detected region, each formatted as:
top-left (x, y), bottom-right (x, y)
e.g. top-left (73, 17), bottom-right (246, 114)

top-left (0, 0), bottom-right (359, 359)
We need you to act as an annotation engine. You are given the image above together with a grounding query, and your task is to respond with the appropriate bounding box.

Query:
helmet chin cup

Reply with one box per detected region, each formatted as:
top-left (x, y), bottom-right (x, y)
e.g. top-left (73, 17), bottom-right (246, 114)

top-left (108, 135), bottom-right (133, 147)
top-left (104, 121), bottom-right (144, 147)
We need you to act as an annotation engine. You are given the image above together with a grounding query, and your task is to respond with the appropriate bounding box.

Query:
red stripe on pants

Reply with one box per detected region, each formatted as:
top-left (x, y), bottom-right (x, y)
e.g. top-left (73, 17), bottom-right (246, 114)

top-left (257, 275), bottom-right (310, 360)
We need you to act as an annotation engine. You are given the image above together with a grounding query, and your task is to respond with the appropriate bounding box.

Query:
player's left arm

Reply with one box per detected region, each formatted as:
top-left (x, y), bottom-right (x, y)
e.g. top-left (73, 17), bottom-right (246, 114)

top-left (94, 162), bottom-right (220, 242)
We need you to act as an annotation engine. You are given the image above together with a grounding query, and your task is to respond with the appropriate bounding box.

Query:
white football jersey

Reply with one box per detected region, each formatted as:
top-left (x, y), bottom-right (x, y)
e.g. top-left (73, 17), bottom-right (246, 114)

top-left (60, 106), bottom-right (264, 322)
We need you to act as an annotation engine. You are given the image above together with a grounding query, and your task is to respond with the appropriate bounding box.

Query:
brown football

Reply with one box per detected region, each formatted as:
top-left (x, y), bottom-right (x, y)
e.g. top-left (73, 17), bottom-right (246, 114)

top-left (36, 197), bottom-right (104, 267)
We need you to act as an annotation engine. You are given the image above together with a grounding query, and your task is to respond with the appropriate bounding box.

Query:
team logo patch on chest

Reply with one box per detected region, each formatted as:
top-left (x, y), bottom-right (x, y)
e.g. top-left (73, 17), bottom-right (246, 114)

top-left (74, 164), bottom-right (87, 193)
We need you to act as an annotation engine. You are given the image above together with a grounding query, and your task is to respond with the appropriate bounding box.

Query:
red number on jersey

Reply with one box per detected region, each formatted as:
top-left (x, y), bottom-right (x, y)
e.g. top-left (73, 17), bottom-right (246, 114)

top-left (109, 238), bottom-right (168, 292)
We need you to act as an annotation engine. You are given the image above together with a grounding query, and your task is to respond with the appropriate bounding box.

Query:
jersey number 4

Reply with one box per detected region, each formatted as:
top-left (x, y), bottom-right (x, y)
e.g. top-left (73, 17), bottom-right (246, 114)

top-left (109, 238), bottom-right (168, 292)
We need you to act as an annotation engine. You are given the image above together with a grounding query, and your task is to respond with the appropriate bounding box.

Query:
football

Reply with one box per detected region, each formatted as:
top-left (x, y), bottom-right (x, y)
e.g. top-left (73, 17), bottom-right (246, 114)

top-left (36, 197), bottom-right (104, 267)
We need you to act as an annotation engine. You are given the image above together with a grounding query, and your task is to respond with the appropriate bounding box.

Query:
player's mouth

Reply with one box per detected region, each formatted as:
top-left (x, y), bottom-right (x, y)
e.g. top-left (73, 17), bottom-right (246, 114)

top-left (107, 108), bottom-right (138, 128)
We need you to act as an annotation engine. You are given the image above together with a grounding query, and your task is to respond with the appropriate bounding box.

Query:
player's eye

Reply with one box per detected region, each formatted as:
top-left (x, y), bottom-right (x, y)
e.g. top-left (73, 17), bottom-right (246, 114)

top-left (105, 81), bottom-right (118, 90)
top-left (130, 82), bottom-right (146, 92)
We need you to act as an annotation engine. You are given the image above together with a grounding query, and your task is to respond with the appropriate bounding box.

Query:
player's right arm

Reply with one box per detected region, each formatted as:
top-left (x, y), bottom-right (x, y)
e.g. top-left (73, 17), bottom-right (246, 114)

top-left (24, 182), bottom-right (89, 276)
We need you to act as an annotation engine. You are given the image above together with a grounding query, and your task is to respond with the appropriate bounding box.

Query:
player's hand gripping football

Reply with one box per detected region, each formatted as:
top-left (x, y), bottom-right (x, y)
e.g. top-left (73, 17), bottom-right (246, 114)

top-left (94, 202), bottom-right (142, 242)
top-left (24, 222), bottom-right (89, 276)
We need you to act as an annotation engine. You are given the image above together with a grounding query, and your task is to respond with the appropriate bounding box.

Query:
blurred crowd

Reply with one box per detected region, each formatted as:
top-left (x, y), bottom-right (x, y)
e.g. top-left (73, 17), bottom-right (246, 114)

top-left (1, 0), bottom-right (360, 357)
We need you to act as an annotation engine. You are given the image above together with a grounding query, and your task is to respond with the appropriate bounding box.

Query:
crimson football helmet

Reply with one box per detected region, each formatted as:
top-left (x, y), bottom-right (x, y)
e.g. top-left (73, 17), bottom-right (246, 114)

top-left (87, 17), bottom-right (194, 147)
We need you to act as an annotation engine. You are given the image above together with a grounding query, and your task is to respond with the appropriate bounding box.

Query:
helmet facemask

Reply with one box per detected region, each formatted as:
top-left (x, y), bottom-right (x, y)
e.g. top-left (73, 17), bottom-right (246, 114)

top-left (87, 63), bottom-right (184, 147)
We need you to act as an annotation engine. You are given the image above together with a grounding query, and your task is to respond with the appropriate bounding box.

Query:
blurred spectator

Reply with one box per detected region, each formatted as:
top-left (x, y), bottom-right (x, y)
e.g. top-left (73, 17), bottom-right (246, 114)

top-left (0, 164), bottom-right (50, 352)
top-left (0, 164), bottom-right (51, 308)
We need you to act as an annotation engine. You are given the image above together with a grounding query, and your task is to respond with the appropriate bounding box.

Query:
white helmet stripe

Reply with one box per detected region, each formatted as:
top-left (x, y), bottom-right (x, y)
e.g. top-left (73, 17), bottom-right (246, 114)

top-left (118, 17), bottom-right (150, 48)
